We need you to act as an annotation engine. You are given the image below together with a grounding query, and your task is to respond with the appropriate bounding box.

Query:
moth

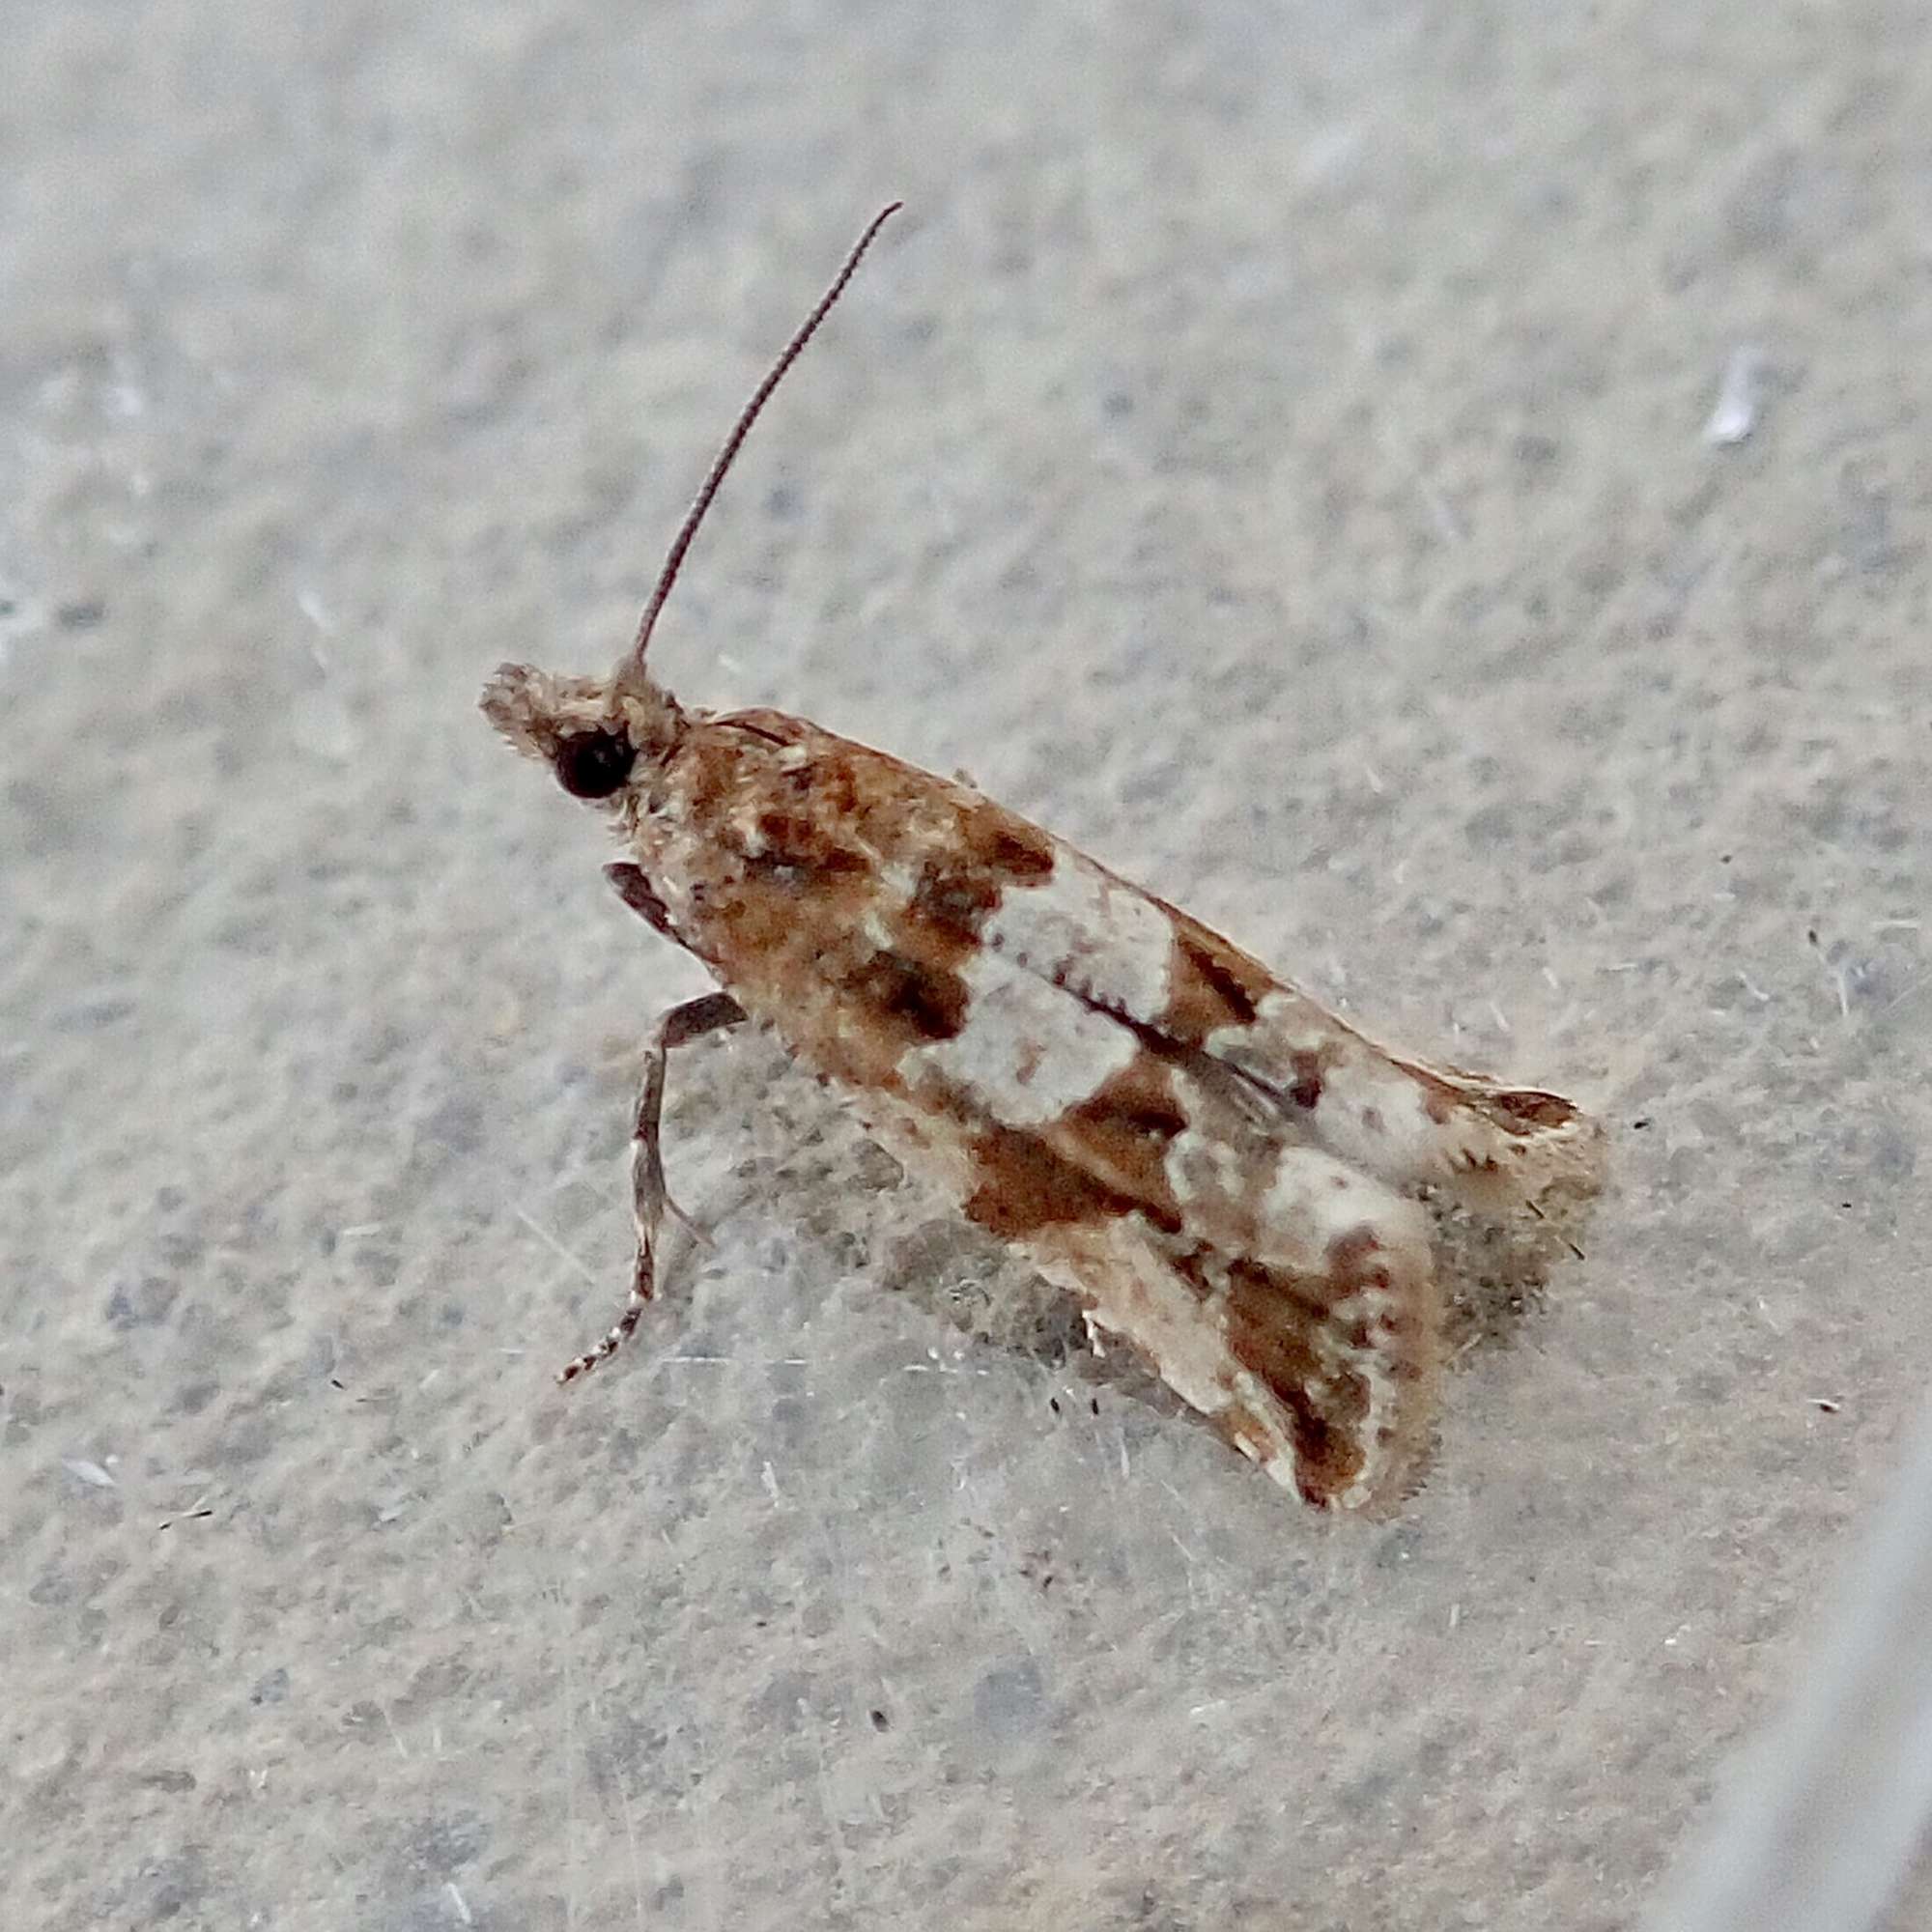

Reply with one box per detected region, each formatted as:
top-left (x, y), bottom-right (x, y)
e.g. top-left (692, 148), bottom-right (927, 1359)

top-left (482, 206), bottom-right (1604, 1512)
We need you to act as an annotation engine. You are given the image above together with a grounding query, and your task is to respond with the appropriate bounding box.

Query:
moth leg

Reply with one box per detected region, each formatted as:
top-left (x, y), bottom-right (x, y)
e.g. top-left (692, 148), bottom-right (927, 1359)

top-left (605, 861), bottom-right (675, 938)
top-left (556, 991), bottom-right (746, 1385)
top-left (604, 867), bottom-right (709, 1232)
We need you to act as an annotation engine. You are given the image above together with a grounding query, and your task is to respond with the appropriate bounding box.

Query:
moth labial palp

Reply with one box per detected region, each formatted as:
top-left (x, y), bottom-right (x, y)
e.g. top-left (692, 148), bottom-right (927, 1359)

top-left (480, 204), bottom-right (1605, 1514)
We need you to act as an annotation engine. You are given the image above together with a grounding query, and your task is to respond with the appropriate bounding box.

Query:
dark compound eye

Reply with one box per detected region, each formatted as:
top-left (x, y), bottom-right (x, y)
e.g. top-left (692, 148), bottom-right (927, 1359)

top-left (554, 728), bottom-right (637, 799)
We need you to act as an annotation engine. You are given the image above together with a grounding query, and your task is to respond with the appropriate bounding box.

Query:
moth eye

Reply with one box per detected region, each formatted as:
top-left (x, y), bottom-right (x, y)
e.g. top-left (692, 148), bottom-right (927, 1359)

top-left (554, 728), bottom-right (637, 799)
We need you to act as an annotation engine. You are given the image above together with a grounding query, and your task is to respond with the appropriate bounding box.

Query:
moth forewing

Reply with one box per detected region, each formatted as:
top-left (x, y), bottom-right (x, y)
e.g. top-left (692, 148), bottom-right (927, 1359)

top-left (479, 207), bottom-right (1605, 1512)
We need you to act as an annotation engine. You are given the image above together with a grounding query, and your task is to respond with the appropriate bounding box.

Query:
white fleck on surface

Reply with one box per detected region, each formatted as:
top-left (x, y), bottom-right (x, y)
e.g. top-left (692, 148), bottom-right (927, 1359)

top-left (1704, 346), bottom-right (1766, 446)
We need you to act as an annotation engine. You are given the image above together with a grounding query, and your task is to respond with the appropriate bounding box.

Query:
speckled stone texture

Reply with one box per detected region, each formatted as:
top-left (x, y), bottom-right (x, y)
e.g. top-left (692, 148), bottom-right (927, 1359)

top-left (6, 5), bottom-right (1931, 1928)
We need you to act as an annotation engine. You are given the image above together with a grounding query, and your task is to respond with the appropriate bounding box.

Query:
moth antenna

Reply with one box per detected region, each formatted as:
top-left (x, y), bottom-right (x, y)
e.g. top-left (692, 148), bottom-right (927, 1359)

top-left (627, 202), bottom-right (903, 673)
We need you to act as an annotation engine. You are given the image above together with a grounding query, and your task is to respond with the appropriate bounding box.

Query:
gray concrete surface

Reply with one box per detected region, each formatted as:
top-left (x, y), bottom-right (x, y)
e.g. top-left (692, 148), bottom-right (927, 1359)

top-left (7, 4), bottom-right (1932, 1927)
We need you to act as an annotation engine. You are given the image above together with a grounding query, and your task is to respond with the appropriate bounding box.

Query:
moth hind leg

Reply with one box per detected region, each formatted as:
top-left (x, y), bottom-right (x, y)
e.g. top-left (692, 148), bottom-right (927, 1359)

top-left (556, 990), bottom-right (746, 1385)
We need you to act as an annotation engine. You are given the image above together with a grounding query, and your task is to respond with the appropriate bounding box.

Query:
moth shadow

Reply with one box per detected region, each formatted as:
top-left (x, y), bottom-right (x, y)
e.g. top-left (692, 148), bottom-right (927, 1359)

top-left (1430, 1172), bottom-right (1604, 1362)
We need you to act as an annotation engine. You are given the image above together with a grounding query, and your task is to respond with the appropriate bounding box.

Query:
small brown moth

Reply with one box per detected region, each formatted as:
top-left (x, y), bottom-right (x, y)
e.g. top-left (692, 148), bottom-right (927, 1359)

top-left (482, 207), bottom-right (1604, 1512)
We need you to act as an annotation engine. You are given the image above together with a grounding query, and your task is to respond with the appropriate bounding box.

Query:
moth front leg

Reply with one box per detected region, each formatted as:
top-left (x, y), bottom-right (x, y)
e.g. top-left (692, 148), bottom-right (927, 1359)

top-left (556, 990), bottom-right (746, 1385)
top-left (605, 861), bottom-right (676, 938)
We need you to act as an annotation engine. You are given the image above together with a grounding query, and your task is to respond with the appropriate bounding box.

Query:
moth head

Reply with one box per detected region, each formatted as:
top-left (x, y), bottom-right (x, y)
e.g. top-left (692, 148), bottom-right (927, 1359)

top-left (479, 662), bottom-right (682, 806)
top-left (479, 206), bottom-right (901, 811)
